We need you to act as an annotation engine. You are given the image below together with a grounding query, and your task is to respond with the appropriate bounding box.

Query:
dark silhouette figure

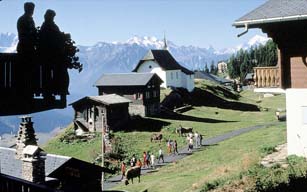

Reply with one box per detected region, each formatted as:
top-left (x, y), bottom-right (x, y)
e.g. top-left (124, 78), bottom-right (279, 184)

top-left (38, 9), bottom-right (68, 98)
top-left (17, 2), bottom-right (37, 98)
top-left (17, 2), bottom-right (36, 55)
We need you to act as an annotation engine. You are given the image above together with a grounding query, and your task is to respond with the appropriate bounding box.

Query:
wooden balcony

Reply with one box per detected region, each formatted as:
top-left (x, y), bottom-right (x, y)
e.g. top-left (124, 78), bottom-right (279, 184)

top-left (253, 66), bottom-right (280, 88)
top-left (0, 53), bottom-right (67, 115)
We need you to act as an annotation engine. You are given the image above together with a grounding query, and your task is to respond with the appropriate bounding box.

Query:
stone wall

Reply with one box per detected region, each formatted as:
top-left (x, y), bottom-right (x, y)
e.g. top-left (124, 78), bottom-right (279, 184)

top-left (129, 104), bottom-right (145, 117)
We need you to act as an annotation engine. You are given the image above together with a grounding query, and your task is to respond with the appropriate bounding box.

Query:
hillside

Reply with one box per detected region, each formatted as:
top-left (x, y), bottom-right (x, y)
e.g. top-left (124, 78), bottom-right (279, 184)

top-left (43, 80), bottom-right (288, 191)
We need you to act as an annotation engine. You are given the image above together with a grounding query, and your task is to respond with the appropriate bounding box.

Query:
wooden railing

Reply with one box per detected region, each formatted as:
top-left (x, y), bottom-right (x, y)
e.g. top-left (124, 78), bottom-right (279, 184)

top-left (253, 66), bottom-right (280, 88)
top-left (0, 53), bottom-right (67, 115)
top-left (0, 173), bottom-right (61, 192)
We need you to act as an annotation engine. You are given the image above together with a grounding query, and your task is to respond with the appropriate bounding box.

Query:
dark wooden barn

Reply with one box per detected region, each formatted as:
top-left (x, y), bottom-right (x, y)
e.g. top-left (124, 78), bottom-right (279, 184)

top-left (95, 72), bottom-right (163, 117)
top-left (70, 94), bottom-right (131, 135)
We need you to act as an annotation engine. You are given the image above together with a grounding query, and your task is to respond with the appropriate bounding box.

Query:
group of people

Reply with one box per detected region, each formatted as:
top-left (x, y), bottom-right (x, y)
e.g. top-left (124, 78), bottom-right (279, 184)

top-left (16, 2), bottom-right (80, 99)
top-left (187, 131), bottom-right (203, 152)
top-left (167, 139), bottom-right (179, 155)
top-left (120, 133), bottom-right (204, 180)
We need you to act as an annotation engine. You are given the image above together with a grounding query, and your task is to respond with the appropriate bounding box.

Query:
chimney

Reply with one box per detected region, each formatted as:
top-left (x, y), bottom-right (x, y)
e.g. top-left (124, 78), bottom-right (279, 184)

top-left (21, 145), bottom-right (46, 183)
top-left (15, 116), bottom-right (38, 159)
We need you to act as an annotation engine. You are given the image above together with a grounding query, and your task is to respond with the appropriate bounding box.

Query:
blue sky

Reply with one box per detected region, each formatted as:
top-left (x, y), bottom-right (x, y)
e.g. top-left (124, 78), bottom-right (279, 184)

top-left (0, 0), bottom-right (267, 49)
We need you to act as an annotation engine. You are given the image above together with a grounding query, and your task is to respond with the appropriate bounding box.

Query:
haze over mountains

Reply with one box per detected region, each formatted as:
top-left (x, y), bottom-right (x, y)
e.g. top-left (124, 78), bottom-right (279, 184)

top-left (0, 32), bottom-right (269, 134)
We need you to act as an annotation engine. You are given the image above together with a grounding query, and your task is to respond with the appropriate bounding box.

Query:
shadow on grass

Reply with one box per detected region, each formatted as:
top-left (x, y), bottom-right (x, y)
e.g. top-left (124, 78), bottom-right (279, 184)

top-left (191, 88), bottom-right (260, 111)
top-left (120, 116), bottom-right (171, 132)
top-left (157, 112), bottom-right (238, 123)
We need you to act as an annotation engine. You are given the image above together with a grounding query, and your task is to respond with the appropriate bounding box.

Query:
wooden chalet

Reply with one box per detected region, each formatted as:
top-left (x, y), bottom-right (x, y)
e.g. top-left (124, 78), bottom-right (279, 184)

top-left (95, 72), bottom-right (163, 117)
top-left (234, 0), bottom-right (307, 89)
top-left (70, 94), bottom-right (131, 135)
top-left (234, 0), bottom-right (307, 158)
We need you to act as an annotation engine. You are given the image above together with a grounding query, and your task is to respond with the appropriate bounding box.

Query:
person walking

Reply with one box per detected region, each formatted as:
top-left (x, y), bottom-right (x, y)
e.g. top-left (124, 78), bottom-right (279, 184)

top-left (150, 153), bottom-right (155, 169)
top-left (173, 140), bottom-right (179, 155)
top-left (146, 151), bottom-right (151, 168)
top-left (167, 139), bottom-right (172, 154)
top-left (120, 162), bottom-right (126, 180)
top-left (188, 136), bottom-right (193, 152)
top-left (130, 154), bottom-right (136, 167)
top-left (136, 159), bottom-right (142, 167)
top-left (194, 131), bottom-right (199, 148)
top-left (158, 147), bottom-right (164, 163)
top-left (143, 151), bottom-right (147, 168)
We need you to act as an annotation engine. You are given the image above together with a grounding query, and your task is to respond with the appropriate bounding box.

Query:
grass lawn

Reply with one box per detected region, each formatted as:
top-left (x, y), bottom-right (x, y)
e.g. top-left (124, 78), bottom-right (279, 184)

top-left (113, 123), bottom-right (286, 192)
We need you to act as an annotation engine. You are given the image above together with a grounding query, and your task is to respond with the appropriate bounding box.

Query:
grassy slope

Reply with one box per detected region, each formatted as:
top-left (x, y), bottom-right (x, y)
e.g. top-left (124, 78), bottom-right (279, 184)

top-left (114, 124), bottom-right (286, 192)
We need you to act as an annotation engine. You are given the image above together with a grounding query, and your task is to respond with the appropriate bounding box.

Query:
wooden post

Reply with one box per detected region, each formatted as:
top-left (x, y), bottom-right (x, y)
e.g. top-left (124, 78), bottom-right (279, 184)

top-left (101, 114), bottom-right (105, 191)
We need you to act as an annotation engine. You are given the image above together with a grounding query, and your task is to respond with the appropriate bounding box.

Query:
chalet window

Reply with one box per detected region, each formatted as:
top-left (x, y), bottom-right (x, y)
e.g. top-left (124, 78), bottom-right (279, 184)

top-left (176, 72), bottom-right (179, 79)
top-left (153, 90), bottom-right (158, 98)
top-left (149, 65), bottom-right (152, 69)
top-left (145, 91), bottom-right (150, 99)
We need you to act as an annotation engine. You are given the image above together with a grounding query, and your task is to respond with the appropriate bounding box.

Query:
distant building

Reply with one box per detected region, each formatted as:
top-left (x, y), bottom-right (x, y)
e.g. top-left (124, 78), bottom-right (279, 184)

top-left (217, 61), bottom-right (228, 74)
top-left (95, 72), bottom-right (163, 117)
top-left (132, 49), bottom-right (195, 92)
top-left (70, 94), bottom-right (131, 135)
top-left (244, 73), bottom-right (255, 86)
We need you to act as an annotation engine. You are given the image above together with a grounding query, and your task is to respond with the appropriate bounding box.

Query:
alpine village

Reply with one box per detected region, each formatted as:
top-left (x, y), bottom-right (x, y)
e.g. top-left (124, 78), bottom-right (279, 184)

top-left (2, 0), bottom-right (307, 192)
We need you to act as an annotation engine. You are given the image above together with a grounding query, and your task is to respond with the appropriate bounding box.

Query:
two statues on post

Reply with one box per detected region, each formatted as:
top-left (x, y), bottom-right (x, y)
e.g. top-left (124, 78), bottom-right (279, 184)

top-left (17, 2), bottom-right (82, 100)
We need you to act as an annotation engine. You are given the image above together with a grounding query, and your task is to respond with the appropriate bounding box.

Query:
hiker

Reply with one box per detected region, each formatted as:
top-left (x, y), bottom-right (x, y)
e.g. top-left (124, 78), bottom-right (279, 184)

top-left (136, 159), bottom-right (142, 167)
top-left (167, 139), bottom-right (172, 154)
top-left (187, 136), bottom-right (193, 152)
top-left (130, 154), bottom-right (136, 167)
top-left (143, 151), bottom-right (147, 168)
top-left (150, 153), bottom-right (155, 169)
top-left (146, 151), bottom-right (151, 168)
top-left (173, 140), bottom-right (179, 155)
top-left (120, 162), bottom-right (126, 180)
top-left (194, 131), bottom-right (199, 148)
top-left (158, 147), bottom-right (164, 163)
top-left (199, 134), bottom-right (203, 146)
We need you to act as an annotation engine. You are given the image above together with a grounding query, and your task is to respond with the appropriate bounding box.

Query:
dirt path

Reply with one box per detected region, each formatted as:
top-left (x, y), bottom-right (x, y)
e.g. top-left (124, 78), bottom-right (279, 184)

top-left (104, 122), bottom-right (281, 190)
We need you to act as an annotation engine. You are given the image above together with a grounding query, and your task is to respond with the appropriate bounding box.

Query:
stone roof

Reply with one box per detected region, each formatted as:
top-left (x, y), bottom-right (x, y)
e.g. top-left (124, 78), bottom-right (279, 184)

top-left (234, 0), bottom-right (307, 27)
top-left (0, 147), bottom-right (70, 179)
top-left (70, 94), bottom-right (131, 107)
top-left (95, 72), bottom-right (163, 86)
top-left (0, 147), bottom-right (112, 180)
top-left (132, 50), bottom-right (194, 75)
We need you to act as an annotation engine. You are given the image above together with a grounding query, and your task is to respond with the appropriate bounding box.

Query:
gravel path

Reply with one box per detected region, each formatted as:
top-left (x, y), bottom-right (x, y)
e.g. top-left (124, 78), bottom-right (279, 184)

top-left (104, 122), bottom-right (280, 190)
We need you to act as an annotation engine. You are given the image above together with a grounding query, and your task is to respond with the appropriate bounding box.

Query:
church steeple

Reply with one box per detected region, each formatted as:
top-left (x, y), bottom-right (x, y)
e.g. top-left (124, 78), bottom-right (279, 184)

top-left (163, 32), bottom-right (168, 50)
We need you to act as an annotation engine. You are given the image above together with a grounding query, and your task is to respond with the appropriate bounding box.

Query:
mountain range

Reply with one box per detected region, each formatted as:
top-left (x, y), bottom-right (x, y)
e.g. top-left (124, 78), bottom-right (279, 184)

top-left (0, 32), bottom-right (269, 135)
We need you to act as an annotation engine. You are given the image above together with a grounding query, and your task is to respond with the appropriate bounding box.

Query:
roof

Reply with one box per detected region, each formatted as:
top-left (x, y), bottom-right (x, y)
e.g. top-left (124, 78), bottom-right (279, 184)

top-left (0, 147), bottom-right (113, 180)
top-left (132, 50), bottom-right (194, 75)
top-left (234, 0), bottom-right (307, 27)
top-left (194, 71), bottom-right (232, 84)
top-left (0, 147), bottom-right (70, 179)
top-left (70, 94), bottom-right (131, 107)
top-left (95, 72), bottom-right (163, 87)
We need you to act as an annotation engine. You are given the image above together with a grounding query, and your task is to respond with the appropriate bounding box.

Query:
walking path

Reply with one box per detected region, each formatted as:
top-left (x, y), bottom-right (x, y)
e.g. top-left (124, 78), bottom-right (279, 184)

top-left (104, 122), bottom-right (281, 189)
